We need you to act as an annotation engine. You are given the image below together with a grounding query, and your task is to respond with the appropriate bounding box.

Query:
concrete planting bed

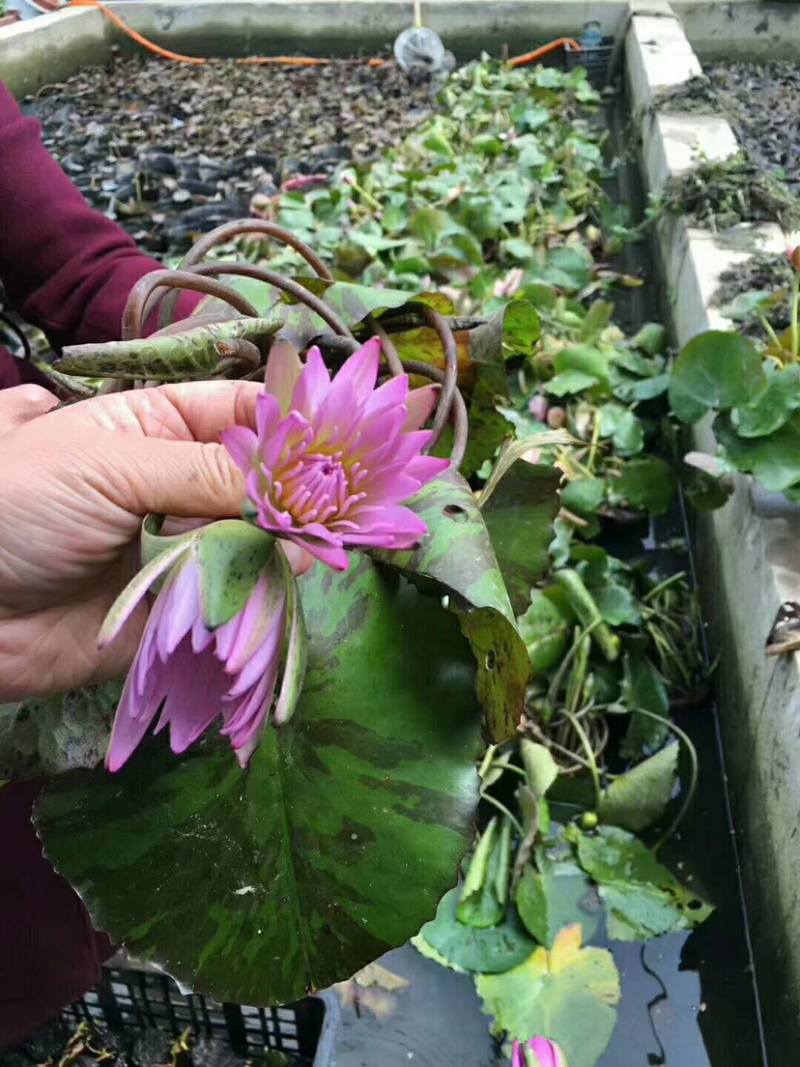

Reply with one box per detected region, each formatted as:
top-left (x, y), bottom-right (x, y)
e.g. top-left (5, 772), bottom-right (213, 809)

top-left (3, 0), bottom-right (800, 1062)
top-left (625, 6), bottom-right (800, 1058)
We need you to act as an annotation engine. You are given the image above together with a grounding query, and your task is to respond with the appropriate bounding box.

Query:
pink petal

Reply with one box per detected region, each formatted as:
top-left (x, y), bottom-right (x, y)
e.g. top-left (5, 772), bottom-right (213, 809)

top-left (98, 540), bottom-right (191, 650)
top-left (105, 668), bottom-right (163, 772)
top-left (220, 425), bottom-right (258, 474)
top-left (290, 347), bottom-right (331, 421)
top-left (156, 556), bottom-right (202, 660)
top-left (349, 407), bottom-right (406, 464)
top-left (355, 467), bottom-right (424, 506)
top-left (315, 378), bottom-right (359, 450)
top-left (401, 454), bottom-right (451, 483)
top-left (332, 337), bottom-right (381, 406)
top-left (159, 638), bottom-right (231, 754)
top-left (255, 392), bottom-right (282, 446)
top-left (226, 598), bottom-right (286, 697)
top-left (363, 373), bottom-right (409, 419)
top-left (403, 383), bottom-right (440, 431)
top-left (264, 341), bottom-right (303, 414)
top-left (285, 529), bottom-right (349, 570)
top-left (339, 504), bottom-right (428, 548)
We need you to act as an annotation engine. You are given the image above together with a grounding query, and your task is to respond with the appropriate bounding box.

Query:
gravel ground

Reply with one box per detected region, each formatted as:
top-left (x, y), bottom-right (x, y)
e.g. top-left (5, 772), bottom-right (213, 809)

top-left (22, 54), bottom-right (436, 260)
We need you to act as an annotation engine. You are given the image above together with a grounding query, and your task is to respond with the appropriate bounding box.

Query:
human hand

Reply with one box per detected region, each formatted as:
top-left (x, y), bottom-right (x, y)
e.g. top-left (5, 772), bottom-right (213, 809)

top-left (0, 380), bottom-right (306, 701)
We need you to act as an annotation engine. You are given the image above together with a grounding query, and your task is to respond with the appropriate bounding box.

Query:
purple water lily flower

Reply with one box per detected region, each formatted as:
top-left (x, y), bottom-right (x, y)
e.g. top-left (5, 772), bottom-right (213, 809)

top-left (511, 1037), bottom-right (568, 1067)
top-left (221, 337), bottom-right (450, 571)
top-left (102, 539), bottom-right (287, 772)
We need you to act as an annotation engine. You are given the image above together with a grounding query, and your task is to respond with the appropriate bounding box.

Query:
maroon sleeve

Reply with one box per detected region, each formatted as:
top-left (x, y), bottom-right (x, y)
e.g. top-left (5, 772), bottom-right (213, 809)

top-left (0, 79), bottom-right (194, 350)
top-left (0, 79), bottom-right (206, 1049)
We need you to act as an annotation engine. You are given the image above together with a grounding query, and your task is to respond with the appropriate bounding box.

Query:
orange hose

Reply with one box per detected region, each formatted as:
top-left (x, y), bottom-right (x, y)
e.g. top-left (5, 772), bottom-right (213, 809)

top-left (68, 1), bottom-right (577, 73)
top-left (67, 0), bottom-right (387, 67)
top-left (69, 0), bottom-right (206, 63)
top-left (508, 37), bottom-right (582, 68)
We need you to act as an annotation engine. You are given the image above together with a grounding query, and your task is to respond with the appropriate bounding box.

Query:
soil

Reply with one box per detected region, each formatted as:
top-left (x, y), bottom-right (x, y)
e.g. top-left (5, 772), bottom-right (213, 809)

top-left (23, 53), bottom-right (437, 261)
top-left (712, 252), bottom-right (795, 339)
top-left (657, 61), bottom-right (800, 199)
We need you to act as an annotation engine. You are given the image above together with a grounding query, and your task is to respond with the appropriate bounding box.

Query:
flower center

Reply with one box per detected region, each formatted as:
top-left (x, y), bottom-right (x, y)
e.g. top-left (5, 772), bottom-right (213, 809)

top-left (277, 450), bottom-right (367, 526)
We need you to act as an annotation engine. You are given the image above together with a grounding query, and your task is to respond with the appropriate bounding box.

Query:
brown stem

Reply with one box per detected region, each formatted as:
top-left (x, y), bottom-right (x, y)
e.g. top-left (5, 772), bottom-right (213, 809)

top-left (122, 270), bottom-right (260, 341)
top-left (167, 262), bottom-right (356, 340)
top-left (400, 359), bottom-right (467, 470)
top-left (159, 220), bottom-right (334, 328)
top-left (419, 306), bottom-right (458, 450)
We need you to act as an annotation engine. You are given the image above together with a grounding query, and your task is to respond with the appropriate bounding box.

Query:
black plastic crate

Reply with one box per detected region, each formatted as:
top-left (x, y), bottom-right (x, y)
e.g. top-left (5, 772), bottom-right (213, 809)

top-left (62, 965), bottom-right (333, 1064)
top-left (562, 40), bottom-right (614, 88)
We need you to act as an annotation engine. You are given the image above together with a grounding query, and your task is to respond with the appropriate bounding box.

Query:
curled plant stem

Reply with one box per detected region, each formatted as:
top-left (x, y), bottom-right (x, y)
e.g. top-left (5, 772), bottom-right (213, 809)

top-left (631, 706), bottom-right (699, 853)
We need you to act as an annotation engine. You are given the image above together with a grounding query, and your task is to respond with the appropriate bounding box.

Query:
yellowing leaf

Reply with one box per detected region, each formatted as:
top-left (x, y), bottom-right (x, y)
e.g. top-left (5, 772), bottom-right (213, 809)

top-left (476, 923), bottom-right (620, 1067)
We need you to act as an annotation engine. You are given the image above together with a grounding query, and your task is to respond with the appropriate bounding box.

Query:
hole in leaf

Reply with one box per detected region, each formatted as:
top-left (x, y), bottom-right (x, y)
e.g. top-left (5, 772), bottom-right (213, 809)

top-left (443, 504), bottom-right (468, 522)
top-left (686, 899), bottom-right (703, 911)
top-left (485, 650), bottom-right (497, 671)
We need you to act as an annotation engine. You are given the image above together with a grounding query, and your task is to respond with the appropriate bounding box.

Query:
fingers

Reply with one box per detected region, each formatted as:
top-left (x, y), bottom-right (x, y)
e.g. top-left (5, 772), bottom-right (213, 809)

top-left (71, 380), bottom-right (266, 444)
top-left (0, 385), bottom-right (59, 436)
top-left (101, 435), bottom-right (249, 519)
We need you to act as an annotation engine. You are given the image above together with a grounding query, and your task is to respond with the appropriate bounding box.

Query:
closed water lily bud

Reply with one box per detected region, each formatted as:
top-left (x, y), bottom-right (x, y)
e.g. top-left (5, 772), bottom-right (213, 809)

top-left (528, 393), bottom-right (549, 423)
top-left (546, 406), bottom-right (567, 429)
top-left (512, 1037), bottom-right (568, 1067)
top-left (789, 243), bottom-right (800, 272)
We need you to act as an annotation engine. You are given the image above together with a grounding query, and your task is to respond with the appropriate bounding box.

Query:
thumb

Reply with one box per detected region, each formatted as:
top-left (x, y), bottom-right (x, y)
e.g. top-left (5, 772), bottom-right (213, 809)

top-left (106, 435), bottom-right (248, 519)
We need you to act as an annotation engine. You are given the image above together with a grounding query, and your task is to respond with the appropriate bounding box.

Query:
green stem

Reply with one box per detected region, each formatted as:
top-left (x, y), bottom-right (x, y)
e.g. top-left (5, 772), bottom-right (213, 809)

top-left (479, 791), bottom-right (525, 838)
top-left (759, 312), bottom-right (782, 354)
top-left (631, 707), bottom-right (699, 853)
top-left (587, 411), bottom-right (602, 474)
top-left (348, 178), bottom-right (382, 213)
top-left (561, 705), bottom-right (602, 807)
top-left (547, 617), bottom-right (602, 708)
top-left (642, 571), bottom-right (687, 603)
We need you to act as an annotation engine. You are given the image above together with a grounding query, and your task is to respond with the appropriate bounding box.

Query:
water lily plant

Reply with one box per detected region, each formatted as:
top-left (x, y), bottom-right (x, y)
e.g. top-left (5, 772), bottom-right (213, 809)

top-left (100, 337), bottom-right (450, 770)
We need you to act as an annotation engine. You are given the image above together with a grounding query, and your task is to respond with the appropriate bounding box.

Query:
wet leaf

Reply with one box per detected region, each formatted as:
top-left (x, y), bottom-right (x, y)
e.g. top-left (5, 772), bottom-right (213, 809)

top-left (715, 412), bottom-right (800, 493)
top-left (620, 652), bottom-right (671, 759)
top-left (546, 369), bottom-right (602, 396)
top-left (668, 331), bottom-right (767, 423)
top-left (475, 924), bottom-right (620, 1067)
top-left (597, 402), bottom-right (644, 457)
top-left (517, 592), bottom-right (570, 674)
top-left (458, 817), bottom-right (513, 929)
top-left (612, 457), bottom-right (678, 516)
top-left (414, 887), bottom-right (537, 974)
top-left (561, 477), bottom-right (605, 516)
top-left (481, 462), bottom-right (562, 615)
top-left (734, 362), bottom-right (800, 438)
top-left (567, 825), bottom-right (713, 941)
top-left (0, 683), bottom-right (121, 780)
top-left (554, 345), bottom-right (609, 389)
top-left (36, 556), bottom-right (482, 1004)
top-left (598, 743), bottom-right (679, 832)
top-left (516, 855), bottom-right (599, 948)
top-left (371, 467), bottom-right (530, 743)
